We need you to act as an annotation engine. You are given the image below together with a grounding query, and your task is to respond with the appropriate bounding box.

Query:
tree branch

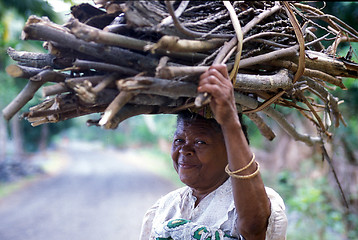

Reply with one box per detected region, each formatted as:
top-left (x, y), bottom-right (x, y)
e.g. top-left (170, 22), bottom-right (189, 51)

top-left (7, 47), bottom-right (56, 69)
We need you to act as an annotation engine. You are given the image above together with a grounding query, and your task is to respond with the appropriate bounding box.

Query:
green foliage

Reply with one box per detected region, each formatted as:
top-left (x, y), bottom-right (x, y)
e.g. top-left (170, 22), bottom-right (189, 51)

top-left (0, 0), bottom-right (58, 22)
top-left (265, 160), bottom-right (358, 240)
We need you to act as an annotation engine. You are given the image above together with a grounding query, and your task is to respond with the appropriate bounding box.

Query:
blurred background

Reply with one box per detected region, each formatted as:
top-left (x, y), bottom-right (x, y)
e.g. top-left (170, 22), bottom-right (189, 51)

top-left (0, 1), bottom-right (357, 240)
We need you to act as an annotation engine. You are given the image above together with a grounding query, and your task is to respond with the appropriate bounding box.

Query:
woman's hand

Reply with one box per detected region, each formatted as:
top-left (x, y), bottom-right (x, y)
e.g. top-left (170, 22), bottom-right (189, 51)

top-left (198, 64), bottom-right (238, 126)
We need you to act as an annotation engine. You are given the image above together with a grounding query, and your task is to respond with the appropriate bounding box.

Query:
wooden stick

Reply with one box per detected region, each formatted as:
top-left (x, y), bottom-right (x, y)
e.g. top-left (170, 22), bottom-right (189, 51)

top-left (241, 3), bottom-right (281, 35)
top-left (165, 1), bottom-right (233, 39)
top-left (267, 60), bottom-right (347, 89)
top-left (7, 47), bottom-right (56, 69)
top-left (73, 59), bottom-right (140, 76)
top-left (99, 91), bottom-right (136, 128)
top-left (157, 67), bottom-right (292, 91)
top-left (69, 18), bottom-right (152, 51)
top-left (42, 83), bottom-right (68, 97)
top-left (6, 65), bottom-right (43, 79)
top-left (68, 18), bottom-right (207, 60)
top-left (239, 45), bottom-right (299, 69)
top-left (211, 3), bottom-right (282, 66)
top-left (30, 69), bottom-right (68, 83)
top-left (72, 74), bottom-right (119, 104)
top-left (283, 1), bottom-right (305, 84)
top-left (2, 69), bottom-right (67, 120)
top-left (234, 69), bottom-right (292, 91)
top-left (233, 92), bottom-right (322, 146)
top-left (223, 1), bottom-right (243, 82)
top-left (65, 75), bottom-right (106, 85)
top-left (303, 77), bottom-right (342, 128)
top-left (117, 76), bottom-right (198, 98)
top-left (246, 112), bottom-right (276, 141)
top-left (144, 35), bottom-right (225, 53)
top-left (22, 16), bottom-right (159, 73)
top-left (160, 0), bottom-right (189, 26)
top-left (157, 66), bottom-right (209, 79)
top-left (286, 50), bottom-right (358, 78)
top-left (92, 74), bottom-right (119, 93)
top-left (2, 80), bottom-right (44, 121)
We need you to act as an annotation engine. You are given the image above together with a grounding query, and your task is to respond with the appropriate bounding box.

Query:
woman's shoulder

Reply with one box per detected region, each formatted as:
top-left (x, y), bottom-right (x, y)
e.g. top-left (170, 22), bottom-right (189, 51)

top-left (264, 187), bottom-right (286, 210)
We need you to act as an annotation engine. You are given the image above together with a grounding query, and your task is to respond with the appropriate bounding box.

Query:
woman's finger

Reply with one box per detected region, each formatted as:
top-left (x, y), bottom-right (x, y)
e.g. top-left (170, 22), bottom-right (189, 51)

top-left (209, 64), bottom-right (229, 79)
top-left (199, 75), bottom-right (222, 86)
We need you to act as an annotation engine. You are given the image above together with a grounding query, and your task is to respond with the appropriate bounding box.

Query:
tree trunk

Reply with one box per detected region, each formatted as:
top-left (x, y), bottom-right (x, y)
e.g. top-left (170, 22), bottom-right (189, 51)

top-left (0, 113), bottom-right (7, 162)
top-left (38, 124), bottom-right (49, 151)
top-left (10, 113), bottom-right (24, 161)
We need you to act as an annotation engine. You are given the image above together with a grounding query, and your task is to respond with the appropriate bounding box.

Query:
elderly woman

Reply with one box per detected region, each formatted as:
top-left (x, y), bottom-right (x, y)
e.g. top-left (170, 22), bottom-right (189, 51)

top-left (140, 64), bottom-right (287, 240)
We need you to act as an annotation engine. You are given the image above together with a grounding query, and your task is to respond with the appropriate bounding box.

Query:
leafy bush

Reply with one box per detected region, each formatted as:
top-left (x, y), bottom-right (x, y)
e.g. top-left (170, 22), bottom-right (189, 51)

top-left (265, 160), bottom-right (358, 240)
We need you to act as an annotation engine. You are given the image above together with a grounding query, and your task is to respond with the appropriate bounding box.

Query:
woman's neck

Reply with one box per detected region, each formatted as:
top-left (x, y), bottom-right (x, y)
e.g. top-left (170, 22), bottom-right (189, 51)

top-left (191, 175), bottom-right (229, 206)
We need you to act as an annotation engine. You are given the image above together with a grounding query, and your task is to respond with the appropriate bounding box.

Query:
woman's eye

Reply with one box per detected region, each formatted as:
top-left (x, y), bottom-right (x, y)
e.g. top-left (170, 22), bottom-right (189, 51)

top-left (174, 139), bottom-right (184, 144)
top-left (196, 140), bottom-right (206, 145)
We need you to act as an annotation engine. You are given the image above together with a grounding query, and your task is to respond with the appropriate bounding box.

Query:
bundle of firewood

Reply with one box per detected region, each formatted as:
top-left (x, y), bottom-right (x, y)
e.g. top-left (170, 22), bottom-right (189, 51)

top-left (3, 1), bottom-right (358, 146)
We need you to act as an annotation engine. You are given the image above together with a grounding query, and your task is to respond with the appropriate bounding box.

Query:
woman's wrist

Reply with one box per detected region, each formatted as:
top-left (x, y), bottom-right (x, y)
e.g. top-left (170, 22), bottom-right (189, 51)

top-left (220, 114), bottom-right (241, 132)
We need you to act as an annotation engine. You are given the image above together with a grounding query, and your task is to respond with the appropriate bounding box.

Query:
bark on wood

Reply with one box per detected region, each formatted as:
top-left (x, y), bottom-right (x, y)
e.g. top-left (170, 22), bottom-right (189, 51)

top-left (73, 59), bottom-right (140, 76)
top-left (7, 47), bottom-right (56, 69)
top-left (3, 1), bottom-right (358, 149)
top-left (22, 16), bottom-right (158, 73)
top-left (117, 76), bottom-right (198, 99)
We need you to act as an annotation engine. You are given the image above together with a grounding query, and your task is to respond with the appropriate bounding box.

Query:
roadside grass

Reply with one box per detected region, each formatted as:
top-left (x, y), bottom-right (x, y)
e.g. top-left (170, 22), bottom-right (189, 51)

top-left (0, 149), bottom-right (70, 200)
top-left (0, 176), bottom-right (38, 199)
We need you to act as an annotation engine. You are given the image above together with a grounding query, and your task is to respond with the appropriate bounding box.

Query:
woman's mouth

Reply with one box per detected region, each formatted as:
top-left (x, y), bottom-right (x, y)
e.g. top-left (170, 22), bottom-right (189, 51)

top-left (178, 162), bottom-right (197, 169)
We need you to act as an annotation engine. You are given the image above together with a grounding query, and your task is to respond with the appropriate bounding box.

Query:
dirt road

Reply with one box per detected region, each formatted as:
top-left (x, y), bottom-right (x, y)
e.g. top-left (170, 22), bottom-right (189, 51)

top-left (0, 142), bottom-right (178, 240)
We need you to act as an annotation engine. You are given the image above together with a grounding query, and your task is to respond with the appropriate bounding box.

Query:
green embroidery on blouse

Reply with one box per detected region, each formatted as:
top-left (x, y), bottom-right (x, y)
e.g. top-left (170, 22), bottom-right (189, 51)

top-left (215, 230), bottom-right (221, 239)
top-left (166, 219), bottom-right (190, 229)
top-left (193, 226), bottom-right (209, 239)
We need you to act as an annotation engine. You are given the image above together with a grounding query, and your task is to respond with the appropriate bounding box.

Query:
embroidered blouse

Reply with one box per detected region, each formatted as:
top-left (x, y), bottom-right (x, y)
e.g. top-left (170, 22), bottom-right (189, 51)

top-left (139, 178), bottom-right (287, 240)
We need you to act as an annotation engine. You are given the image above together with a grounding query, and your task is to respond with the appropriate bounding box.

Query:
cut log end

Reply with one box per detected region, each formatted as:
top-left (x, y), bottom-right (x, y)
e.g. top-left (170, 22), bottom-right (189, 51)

top-left (6, 65), bottom-right (24, 78)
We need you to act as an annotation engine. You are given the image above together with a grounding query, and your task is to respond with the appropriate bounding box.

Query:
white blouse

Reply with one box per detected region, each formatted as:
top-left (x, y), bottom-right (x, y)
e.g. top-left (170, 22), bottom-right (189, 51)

top-left (140, 178), bottom-right (287, 240)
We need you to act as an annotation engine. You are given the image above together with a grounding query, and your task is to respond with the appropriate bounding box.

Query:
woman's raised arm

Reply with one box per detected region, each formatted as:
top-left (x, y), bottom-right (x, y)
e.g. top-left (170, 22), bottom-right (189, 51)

top-left (198, 64), bottom-right (271, 240)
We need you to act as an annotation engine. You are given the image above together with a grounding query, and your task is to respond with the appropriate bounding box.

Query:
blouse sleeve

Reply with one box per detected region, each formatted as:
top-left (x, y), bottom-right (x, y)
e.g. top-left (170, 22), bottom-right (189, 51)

top-left (265, 187), bottom-right (288, 240)
top-left (139, 200), bottom-right (160, 240)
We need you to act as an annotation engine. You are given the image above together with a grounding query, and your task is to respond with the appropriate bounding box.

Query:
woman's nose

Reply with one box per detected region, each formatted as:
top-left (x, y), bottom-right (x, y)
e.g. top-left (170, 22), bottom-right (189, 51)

top-left (179, 144), bottom-right (194, 155)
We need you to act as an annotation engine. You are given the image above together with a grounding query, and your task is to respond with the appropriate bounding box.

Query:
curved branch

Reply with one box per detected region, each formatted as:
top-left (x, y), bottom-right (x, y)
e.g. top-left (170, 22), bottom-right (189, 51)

top-left (165, 1), bottom-right (232, 39)
top-left (160, 1), bottom-right (190, 26)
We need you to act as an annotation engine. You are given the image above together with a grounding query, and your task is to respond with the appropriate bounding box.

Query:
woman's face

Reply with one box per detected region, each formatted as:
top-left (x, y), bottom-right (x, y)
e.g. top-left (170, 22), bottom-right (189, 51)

top-left (171, 117), bottom-right (229, 191)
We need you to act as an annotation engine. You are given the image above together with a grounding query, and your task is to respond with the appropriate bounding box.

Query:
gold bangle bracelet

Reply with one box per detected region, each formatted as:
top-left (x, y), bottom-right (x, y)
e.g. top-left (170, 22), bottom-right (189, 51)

top-left (225, 162), bottom-right (260, 180)
top-left (225, 153), bottom-right (255, 174)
